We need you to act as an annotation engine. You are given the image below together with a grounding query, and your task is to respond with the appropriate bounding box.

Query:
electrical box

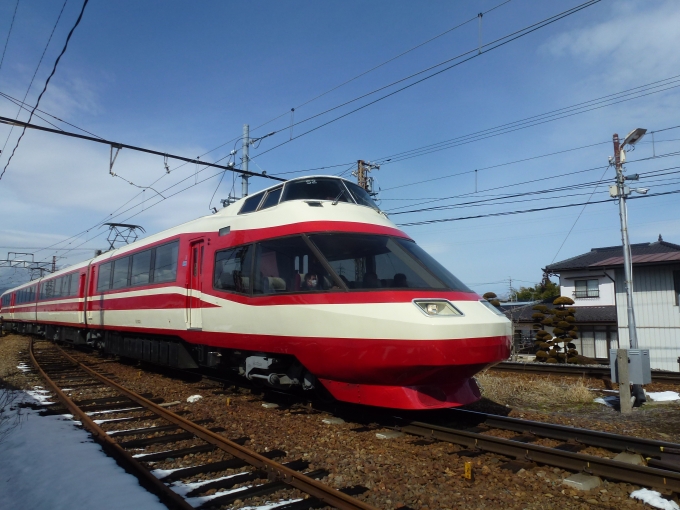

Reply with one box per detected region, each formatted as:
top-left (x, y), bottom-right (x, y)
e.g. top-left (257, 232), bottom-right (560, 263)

top-left (609, 185), bottom-right (618, 198)
top-left (609, 349), bottom-right (651, 385)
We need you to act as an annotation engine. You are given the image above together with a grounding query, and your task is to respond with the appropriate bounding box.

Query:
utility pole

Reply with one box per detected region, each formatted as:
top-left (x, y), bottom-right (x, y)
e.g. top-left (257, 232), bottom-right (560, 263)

top-left (613, 133), bottom-right (638, 350)
top-left (52, 256), bottom-right (57, 273)
top-left (353, 160), bottom-right (380, 193)
top-left (241, 124), bottom-right (250, 197)
top-left (610, 128), bottom-right (649, 409)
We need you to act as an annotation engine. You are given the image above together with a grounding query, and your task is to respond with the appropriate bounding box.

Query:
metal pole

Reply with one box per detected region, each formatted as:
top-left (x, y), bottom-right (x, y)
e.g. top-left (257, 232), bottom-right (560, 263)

top-left (242, 124), bottom-right (250, 197)
top-left (613, 133), bottom-right (639, 349)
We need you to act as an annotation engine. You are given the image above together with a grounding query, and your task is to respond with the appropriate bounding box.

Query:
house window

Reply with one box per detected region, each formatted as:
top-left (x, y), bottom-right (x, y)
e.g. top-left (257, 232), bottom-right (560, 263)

top-left (674, 270), bottom-right (680, 306)
top-left (574, 279), bottom-right (599, 298)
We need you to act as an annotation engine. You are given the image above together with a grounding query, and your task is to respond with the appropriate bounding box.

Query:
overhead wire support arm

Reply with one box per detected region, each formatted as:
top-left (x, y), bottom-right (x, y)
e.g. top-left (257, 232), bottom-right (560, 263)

top-left (0, 116), bottom-right (286, 182)
top-left (109, 143), bottom-right (122, 176)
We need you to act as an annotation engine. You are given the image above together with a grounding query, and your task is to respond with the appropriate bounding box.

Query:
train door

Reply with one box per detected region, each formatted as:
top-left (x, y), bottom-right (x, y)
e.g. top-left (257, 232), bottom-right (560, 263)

top-left (188, 239), bottom-right (205, 330)
top-left (77, 273), bottom-right (86, 324)
top-left (9, 292), bottom-right (15, 321)
top-left (86, 265), bottom-right (98, 326)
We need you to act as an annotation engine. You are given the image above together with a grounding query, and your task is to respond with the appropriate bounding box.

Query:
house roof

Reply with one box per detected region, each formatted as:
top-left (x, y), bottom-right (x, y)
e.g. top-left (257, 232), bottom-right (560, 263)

top-left (504, 304), bottom-right (617, 324)
top-left (545, 238), bottom-right (680, 273)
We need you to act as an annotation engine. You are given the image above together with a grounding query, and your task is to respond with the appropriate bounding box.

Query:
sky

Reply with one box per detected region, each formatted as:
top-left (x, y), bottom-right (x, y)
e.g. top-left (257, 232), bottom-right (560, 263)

top-left (1, 0), bottom-right (679, 296)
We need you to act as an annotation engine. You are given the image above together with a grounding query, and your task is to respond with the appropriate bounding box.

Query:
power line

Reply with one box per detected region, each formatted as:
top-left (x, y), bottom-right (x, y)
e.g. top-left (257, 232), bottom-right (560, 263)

top-left (0, 0), bottom-right (89, 181)
top-left (397, 188), bottom-right (680, 227)
top-left (251, 0), bottom-right (602, 161)
top-left (0, 90), bottom-right (104, 139)
top-left (0, 0), bottom-right (19, 75)
top-left (0, 0), bottom-right (70, 158)
top-left (385, 147), bottom-right (680, 213)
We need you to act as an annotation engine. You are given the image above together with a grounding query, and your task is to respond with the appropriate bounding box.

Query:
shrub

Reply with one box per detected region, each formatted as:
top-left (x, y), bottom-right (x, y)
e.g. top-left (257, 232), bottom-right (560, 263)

top-left (483, 292), bottom-right (497, 299)
top-left (552, 328), bottom-right (564, 336)
top-left (532, 305), bottom-right (548, 312)
top-left (557, 321), bottom-right (571, 329)
top-left (532, 313), bottom-right (546, 320)
top-left (546, 357), bottom-right (558, 363)
top-left (554, 296), bottom-right (575, 306)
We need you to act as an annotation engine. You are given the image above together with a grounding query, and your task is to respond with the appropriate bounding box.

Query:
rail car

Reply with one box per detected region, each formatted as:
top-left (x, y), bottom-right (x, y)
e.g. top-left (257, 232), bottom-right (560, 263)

top-left (1, 176), bottom-right (511, 410)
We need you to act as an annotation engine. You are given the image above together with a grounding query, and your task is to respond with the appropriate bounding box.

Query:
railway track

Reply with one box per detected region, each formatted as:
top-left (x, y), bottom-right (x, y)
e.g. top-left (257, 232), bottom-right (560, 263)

top-left (28, 339), bottom-right (378, 510)
top-left (491, 360), bottom-right (680, 383)
top-left (391, 408), bottom-right (680, 493)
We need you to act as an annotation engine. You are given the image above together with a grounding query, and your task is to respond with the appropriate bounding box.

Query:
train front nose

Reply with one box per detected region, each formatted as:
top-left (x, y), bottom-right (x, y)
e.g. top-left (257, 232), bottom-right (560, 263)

top-left (305, 298), bottom-right (512, 409)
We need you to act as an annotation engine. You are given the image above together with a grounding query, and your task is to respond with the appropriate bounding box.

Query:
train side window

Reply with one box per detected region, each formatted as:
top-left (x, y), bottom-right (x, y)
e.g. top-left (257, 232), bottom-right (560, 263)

top-left (41, 279), bottom-right (55, 300)
top-left (69, 274), bottom-right (80, 296)
top-left (1, 294), bottom-right (9, 307)
top-left (131, 250), bottom-right (152, 286)
top-left (153, 241), bottom-right (179, 283)
top-left (259, 186), bottom-right (282, 210)
top-left (238, 192), bottom-right (265, 215)
top-left (97, 262), bottom-right (113, 292)
top-left (253, 236), bottom-right (336, 294)
top-left (52, 277), bottom-right (62, 299)
top-left (213, 245), bottom-right (253, 294)
top-left (112, 257), bottom-right (131, 289)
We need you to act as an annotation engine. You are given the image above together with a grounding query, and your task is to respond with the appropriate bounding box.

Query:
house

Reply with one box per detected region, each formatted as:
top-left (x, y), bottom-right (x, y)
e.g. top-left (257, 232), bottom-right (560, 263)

top-left (544, 236), bottom-right (680, 371)
top-left (504, 300), bottom-right (617, 359)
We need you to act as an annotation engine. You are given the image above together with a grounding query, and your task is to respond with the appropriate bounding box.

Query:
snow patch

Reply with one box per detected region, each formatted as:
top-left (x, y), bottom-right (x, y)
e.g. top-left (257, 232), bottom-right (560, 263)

top-left (0, 389), bottom-right (167, 509)
top-left (25, 390), bottom-right (55, 405)
top-left (187, 394), bottom-right (203, 403)
top-left (647, 391), bottom-right (680, 402)
top-left (168, 471), bottom-right (250, 496)
top-left (630, 488), bottom-right (680, 509)
top-left (16, 363), bottom-right (31, 372)
top-left (594, 396), bottom-right (618, 407)
top-left (184, 484), bottom-right (251, 507)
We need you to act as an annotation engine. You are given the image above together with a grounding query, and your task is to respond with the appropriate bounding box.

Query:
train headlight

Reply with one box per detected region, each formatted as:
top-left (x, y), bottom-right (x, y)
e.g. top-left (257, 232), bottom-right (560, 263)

top-left (414, 300), bottom-right (463, 317)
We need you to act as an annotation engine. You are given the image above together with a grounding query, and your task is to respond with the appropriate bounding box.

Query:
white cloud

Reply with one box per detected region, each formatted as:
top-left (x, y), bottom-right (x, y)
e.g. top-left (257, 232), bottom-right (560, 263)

top-left (542, 0), bottom-right (680, 85)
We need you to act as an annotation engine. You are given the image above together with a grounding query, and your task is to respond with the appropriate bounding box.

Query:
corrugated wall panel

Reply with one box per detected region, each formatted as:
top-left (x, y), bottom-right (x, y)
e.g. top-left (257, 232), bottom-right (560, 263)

top-left (615, 266), bottom-right (680, 371)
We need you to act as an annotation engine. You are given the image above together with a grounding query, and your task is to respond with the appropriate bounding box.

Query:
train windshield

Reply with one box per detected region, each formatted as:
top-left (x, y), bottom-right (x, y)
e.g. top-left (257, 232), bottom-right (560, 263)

top-left (281, 178), bottom-right (351, 203)
top-left (308, 233), bottom-right (471, 292)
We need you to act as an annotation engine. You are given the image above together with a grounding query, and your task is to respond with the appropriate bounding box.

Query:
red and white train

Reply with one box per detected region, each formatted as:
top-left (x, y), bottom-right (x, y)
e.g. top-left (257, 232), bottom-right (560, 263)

top-left (1, 176), bottom-right (511, 409)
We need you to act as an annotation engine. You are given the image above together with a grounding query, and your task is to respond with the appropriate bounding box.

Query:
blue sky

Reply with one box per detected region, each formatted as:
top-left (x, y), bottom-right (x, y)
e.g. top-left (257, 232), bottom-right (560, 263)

top-left (1, 0), bottom-right (679, 296)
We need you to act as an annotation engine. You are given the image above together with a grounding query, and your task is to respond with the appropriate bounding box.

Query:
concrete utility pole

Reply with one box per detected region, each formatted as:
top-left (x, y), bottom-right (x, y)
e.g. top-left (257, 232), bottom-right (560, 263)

top-left (241, 124), bottom-right (250, 197)
top-left (612, 133), bottom-right (639, 349)
top-left (610, 128), bottom-right (649, 409)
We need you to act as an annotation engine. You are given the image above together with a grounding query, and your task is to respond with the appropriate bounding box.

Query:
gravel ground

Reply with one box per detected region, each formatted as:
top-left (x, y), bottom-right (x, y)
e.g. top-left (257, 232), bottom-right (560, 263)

top-left (3, 333), bottom-right (680, 510)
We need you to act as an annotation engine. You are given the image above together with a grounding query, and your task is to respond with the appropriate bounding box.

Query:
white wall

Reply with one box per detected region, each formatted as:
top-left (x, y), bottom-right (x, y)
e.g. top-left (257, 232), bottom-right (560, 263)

top-left (559, 270), bottom-right (616, 307)
top-left (615, 266), bottom-right (680, 371)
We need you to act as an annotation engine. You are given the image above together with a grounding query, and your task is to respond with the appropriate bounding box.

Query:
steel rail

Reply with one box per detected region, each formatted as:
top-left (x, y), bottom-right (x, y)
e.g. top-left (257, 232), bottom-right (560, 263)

top-left (399, 421), bottom-right (680, 491)
top-left (29, 339), bottom-right (195, 510)
top-left (52, 343), bottom-right (378, 510)
top-left (447, 408), bottom-right (680, 458)
top-left (492, 361), bottom-right (680, 383)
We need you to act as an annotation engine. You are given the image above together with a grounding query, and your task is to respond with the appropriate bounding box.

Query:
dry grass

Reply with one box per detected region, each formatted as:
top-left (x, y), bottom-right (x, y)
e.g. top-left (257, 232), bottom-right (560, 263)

top-left (475, 371), bottom-right (595, 408)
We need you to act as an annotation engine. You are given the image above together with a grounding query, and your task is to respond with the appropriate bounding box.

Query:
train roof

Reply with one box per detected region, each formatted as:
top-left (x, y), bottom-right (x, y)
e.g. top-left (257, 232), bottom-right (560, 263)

top-left (1, 176), bottom-right (401, 297)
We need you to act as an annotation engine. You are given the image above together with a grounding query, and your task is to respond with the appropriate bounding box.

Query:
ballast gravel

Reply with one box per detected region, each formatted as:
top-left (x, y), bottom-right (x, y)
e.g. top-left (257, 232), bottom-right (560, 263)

top-left (3, 334), bottom-right (680, 509)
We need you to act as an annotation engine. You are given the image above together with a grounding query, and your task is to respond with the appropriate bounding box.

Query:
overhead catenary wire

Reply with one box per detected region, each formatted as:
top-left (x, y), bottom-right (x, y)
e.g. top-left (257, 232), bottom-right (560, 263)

top-left (250, 0), bottom-right (602, 161)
